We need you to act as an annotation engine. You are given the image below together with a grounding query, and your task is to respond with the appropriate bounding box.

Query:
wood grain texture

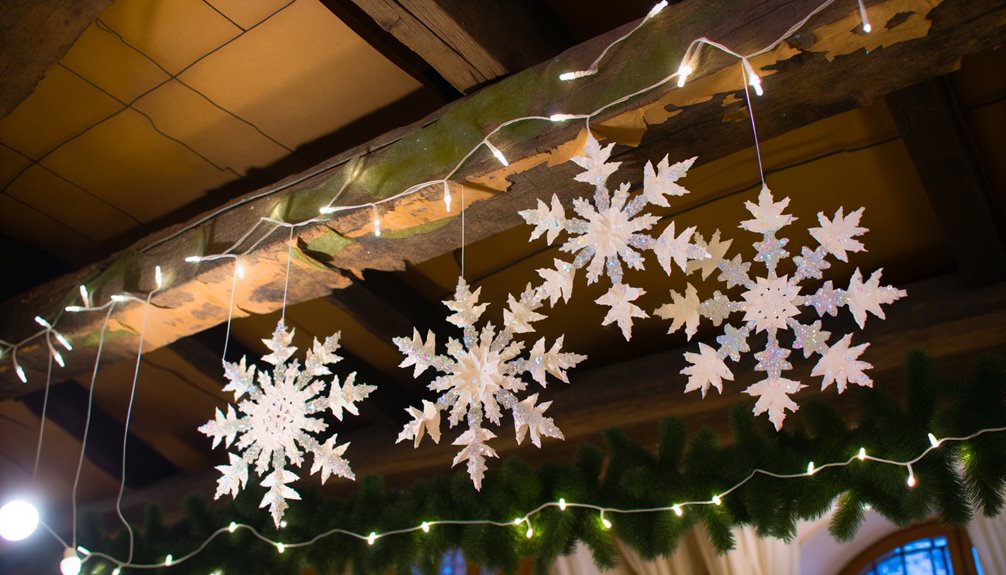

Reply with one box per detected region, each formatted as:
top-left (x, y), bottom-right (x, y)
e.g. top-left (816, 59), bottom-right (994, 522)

top-left (0, 0), bottom-right (116, 118)
top-left (2, 0), bottom-right (1004, 395)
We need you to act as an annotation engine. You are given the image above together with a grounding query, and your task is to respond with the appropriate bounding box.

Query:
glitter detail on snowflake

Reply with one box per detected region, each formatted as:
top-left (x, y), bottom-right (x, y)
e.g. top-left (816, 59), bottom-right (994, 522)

top-left (518, 133), bottom-right (709, 340)
top-left (199, 320), bottom-right (375, 526)
top-left (394, 278), bottom-right (586, 489)
top-left (662, 185), bottom-right (906, 429)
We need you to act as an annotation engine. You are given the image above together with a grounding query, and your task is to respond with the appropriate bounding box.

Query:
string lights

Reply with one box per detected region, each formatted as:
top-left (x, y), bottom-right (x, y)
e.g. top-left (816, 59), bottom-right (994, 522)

top-left (44, 426), bottom-right (1005, 572)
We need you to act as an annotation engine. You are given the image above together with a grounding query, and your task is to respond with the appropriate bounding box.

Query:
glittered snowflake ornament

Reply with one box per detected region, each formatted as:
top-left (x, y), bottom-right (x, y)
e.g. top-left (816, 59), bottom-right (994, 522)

top-left (199, 320), bottom-right (375, 526)
top-left (519, 133), bottom-right (709, 340)
top-left (662, 185), bottom-right (906, 429)
top-left (394, 278), bottom-right (585, 489)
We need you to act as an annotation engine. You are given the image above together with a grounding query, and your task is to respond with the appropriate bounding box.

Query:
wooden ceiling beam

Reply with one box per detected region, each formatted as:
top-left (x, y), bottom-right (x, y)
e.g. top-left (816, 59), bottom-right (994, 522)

top-left (2, 0), bottom-right (1004, 394)
top-left (0, 0), bottom-right (116, 119)
top-left (339, 0), bottom-right (569, 93)
top-left (886, 78), bottom-right (1006, 287)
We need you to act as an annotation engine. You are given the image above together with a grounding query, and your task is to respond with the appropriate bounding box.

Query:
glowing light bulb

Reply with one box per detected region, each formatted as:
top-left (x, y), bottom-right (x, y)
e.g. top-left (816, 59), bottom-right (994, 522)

top-left (279, 520), bottom-right (287, 529)
top-left (558, 498), bottom-right (567, 511)
top-left (54, 332), bottom-right (72, 351)
top-left (928, 433), bottom-right (941, 448)
top-left (185, 256), bottom-right (202, 263)
top-left (443, 181), bottom-right (453, 213)
top-left (559, 70), bottom-right (593, 81)
top-left (154, 265), bottom-right (163, 289)
top-left (862, 22), bottom-right (872, 33)
top-left (112, 568), bottom-right (121, 575)
top-left (646, 0), bottom-right (668, 18)
top-left (549, 114), bottom-right (578, 122)
top-left (276, 542), bottom-right (285, 554)
top-left (34, 316), bottom-right (52, 329)
top-left (65, 306), bottom-right (83, 312)
top-left (525, 525), bottom-right (534, 539)
top-left (807, 462), bottom-right (816, 475)
top-left (77, 546), bottom-right (90, 556)
top-left (712, 495), bottom-right (722, 506)
top-left (858, 447), bottom-right (867, 461)
top-left (165, 554), bottom-right (173, 566)
top-left (60, 548), bottom-right (81, 575)
top-left (367, 532), bottom-right (377, 545)
top-left (235, 259), bottom-right (245, 280)
top-left (52, 349), bottom-right (65, 368)
top-left (111, 295), bottom-right (129, 303)
top-left (858, 0), bottom-right (871, 33)
top-left (485, 141), bottom-right (509, 167)
top-left (0, 500), bottom-right (39, 541)
top-left (79, 285), bottom-right (90, 307)
top-left (676, 62), bottom-right (693, 88)
top-left (907, 470), bottom-right (917, 488)
top-left (600, 513), bottom-right (611, 529)
top-left (228, 522), bottom-right (237, 533)
top-left (372, 205), bottom-right (381, 237)
top-left (743, 59), bottom-right (763, 96)
top-left (421, 521), bottom-right (430, 533)
top-left (15, 364), bottom-right (27, 384)
top-left (319, 206), bottom-right (337, 215)
top-left (672, 504), bottom-right (683, 517)
top-left (513, 517), bottom-right (523, 525)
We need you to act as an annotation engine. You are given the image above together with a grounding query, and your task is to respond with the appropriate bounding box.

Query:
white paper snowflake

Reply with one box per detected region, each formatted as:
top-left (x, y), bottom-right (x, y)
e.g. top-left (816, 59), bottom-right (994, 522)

top-left (519, 133), bottom-right (709, 340)
top-left (393, 278), bottom-right (586, 489)
top-left (661, 185), bottom-right (906, 429)
top-left (199, 320), bottom-right (375, 526)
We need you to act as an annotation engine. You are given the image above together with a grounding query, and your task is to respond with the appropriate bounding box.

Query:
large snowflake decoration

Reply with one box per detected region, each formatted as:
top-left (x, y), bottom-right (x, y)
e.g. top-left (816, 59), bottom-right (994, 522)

top-left (661, 185), bottom-right (906, 429)
top-left (519, 134), bottom-right (709, 340)
top-left (199, 320), bottom-right (375, 526)
top-left (394, 278), bottom-right (585, 489)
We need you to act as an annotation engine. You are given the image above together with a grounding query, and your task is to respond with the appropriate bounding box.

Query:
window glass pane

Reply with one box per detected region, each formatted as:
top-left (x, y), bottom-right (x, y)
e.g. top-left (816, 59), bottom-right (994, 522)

top-left (877, 555), bottom-right (906, 575)
top-left (904, 540), bottom-right (933, 552)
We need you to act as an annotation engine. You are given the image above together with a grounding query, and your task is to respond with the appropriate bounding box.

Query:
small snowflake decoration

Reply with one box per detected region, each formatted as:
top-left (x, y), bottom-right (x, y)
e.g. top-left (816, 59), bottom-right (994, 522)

top-left (519, 134), bottom-right (709, 340)
top-left (394, 278), bottom-right (585, 489)
top-left (662, 185), bottom-right (906, 429)
top-left (199, 320), bottom-right (375, 526)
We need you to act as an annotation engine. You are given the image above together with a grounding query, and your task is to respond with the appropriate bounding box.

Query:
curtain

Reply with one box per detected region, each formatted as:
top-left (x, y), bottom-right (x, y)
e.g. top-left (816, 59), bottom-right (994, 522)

top-left (967, 510), bottom-right (1006, 573)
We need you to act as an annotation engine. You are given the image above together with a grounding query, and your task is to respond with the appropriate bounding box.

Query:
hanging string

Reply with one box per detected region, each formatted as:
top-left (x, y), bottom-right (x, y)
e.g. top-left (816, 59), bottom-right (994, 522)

top-left (31, 342), bottom-right (54, 476)
top-left (460, 185), bottom-right (466, 280)
top-left (281, 226), bottom-right (295, 323)
top-left (740, 62), bottom-right (766, 186)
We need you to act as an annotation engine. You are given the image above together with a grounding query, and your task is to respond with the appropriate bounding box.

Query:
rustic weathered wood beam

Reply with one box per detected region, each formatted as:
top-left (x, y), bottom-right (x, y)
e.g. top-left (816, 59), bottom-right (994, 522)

top-left (339, 0), bottom-right (569, 93)
top-left (0, 0), bottom-right (116, 119)
top-left (21, 381), bottom-right (180, 487)
top-left (74, 271), bottom-right (1006, 516)
top-left (886, 78), bottom-right (1006, 287)
top-left (2, 0), bottom-right (1004, 395)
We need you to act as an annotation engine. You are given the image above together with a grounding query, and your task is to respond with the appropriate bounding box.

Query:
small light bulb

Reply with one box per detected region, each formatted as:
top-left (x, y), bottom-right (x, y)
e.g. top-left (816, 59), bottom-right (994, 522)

top-left (111, 294), bottom-right (129, 303)
top-left (368, 532), bottom-right (377, 545)
top-left (228, 521), bottom-right (237, 533)
top-left (858, 0), bottom-right (871, 33)
top-left (559, 70), bottom-right (593, 81)
top-left (712, 495), bottom-right (722, 506)
top-left (165, 554), bottom-right (173, 566)
top-left (34, 316), bottom-right (52, 329)
top-left (646, 0), bottom-right (668, 18)
top-left (79, 285), bottom-right (90, 307)
top-left (76, 546), bottom-right (90, 556)
top-left (928, 433), bottom-right (941, 448)
top-left (548, 114), bottom-right (577, 122)
top-left (862, 22), bottom-right (872, 33)
top-left (0, 499), bottom-right (40, 542)
top-left (443, 181), bottom-right (452, 213)
top-left (907, 470), bottom-right (917, 488)
top-left (15, 364), bottom-right (27, 384)
top-left (276, 542), bottom-right (285, 554)
top-left (54, 332), bottom-right (72, 351)
top-left (279, 520), bottom-right (287, 528)
top-left (672, 504), bottom-right (683, 517)
top-left (807, 462), bottom-right (816, 476)
top-left (525, 526), bottom-right (534, 539)
top-left (235, 259), bottom-right (245, 280)
top-left (185, 256), bottom-right (202, 263)
top-left (112, 568), bottom-right (121, 575)
top-left (676, 63), bottom-right (693, 88)
top-left (744, 60), bottom-right (763, 96)
top-left (858, 447), bottom-right (867, 461)
top-left (319, 206), bottom-right (337, 215)
top-left (372, 205), bottom-right (381, 237)
top-left (421, 521), bottom-right (430, 533)
top-left (485, 141), bottom-right (509, 167)
top-left (513, 517), bottom-right (523, 525)
top-left (60, 548), bottom-right (81, 575)
top-left (52, 349), bottom-right (65, 368)
top-left (600, 514), bottom-right (611, 529)
top-left (558, 498), bottom-right (567, 511)
top-left (65, 306), bottom-right (83, 312)
top-left (154, 265), bottom-right (163, 289)
top-left (863, 503), bottom-right (872, 511)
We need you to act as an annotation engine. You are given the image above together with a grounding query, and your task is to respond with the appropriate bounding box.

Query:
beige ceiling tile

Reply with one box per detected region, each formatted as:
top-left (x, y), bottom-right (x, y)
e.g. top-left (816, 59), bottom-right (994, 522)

top-left (133, 80), bottom-right (292, 175)
top-left (6, 165), bottom-right (138, 244)
top-left (0, 65), bottom-right (121, 160)
top-left (206, 0), bottom-right (293, 30)
top-left (40, 109), bottom-right (235, 223)
top-left (181, 0), bottom-right (422, 148)
top-left (0, 195), bottom-right (101, 266)
top-left (99, 0), bottom-right (241, 75)
top-left (0, 145), bottom-right (32, 188)
top-left (61, 23), bottom-right (171, 103)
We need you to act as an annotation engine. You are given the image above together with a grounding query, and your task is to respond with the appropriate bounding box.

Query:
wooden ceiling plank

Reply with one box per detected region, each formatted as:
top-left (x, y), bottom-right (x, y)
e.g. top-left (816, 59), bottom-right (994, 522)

top-left (20, 380), bottom-right (181, 488)
top-left (2, 0), bottom-right (1005, 394)
top-left (886, 78), bottom-right (1006, 287)
top-left (345, 0), bottom-right (566, 92)
top-left (0, 0), bottom-right (116, 119)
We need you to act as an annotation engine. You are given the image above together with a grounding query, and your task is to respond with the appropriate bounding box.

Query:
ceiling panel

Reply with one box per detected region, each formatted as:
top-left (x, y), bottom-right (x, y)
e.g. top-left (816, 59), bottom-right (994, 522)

top-left (206, 0), bottom-right (294, 30)
top-left (0, 65), bottom-right (121, 160)
top-left (60, 23), bottom-right (170, 103)
top-left (0, 145), bottom-right (31, 189)
top-left (0, 195), bottom-right (102, 266)
top-left (132, 79), bottom-right (298, 176)
top-left (179, 0), bottom-right (424, 148)
top-left (40, 109), bottom-right (235, 223)
top-left (98, 0), bottom-right (242, 75)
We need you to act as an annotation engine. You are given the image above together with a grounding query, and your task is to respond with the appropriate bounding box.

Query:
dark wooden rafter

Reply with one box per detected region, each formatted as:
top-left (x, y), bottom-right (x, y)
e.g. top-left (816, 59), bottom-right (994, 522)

top-left (326, 270), bottom-right (451, 342)
top-left (338, 0), bottom-right (570, 93)
top-left (0, 0), bottom-right (116, 119)
top-left (886, 78), bottom-right (1006, 287)
top-left (21, 381), bottom-right (180, 487)
top-left (2, 0), bottom-right (1006, 395)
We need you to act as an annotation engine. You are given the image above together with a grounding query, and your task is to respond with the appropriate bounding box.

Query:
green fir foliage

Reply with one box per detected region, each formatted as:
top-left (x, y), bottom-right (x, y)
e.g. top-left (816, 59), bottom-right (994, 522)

top-left (70, 354), bottom-right (1005, 575)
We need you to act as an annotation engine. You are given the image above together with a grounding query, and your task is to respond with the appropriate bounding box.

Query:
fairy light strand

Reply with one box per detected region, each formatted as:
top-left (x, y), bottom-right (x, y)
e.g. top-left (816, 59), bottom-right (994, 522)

top-left (53, 426), bottom-right (1006, 572)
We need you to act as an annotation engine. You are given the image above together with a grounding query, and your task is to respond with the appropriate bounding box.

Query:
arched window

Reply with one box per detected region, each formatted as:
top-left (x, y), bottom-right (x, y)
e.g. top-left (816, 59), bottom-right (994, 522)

top-left (839, 522), bottom-right (986, 575)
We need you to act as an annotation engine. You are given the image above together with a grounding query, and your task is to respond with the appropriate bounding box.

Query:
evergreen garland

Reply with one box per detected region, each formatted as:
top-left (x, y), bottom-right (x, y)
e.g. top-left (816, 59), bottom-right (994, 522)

top-left (69, 353), bottom-right (1005, 575)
